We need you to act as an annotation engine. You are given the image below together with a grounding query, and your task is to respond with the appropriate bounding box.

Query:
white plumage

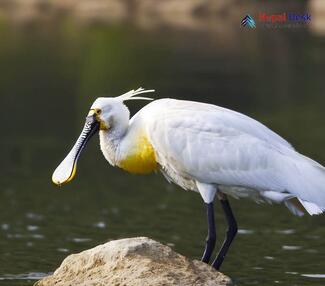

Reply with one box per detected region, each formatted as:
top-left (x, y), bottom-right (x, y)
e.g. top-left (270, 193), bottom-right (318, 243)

top-left (130, 98), bottom-right (325, 215)
top-left (53, 88), bottom-right (325, 216)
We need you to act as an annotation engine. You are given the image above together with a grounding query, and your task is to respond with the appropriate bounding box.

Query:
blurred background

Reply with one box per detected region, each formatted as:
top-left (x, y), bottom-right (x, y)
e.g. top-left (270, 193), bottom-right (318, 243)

top-left (0, 0), bottom-right (325, 285)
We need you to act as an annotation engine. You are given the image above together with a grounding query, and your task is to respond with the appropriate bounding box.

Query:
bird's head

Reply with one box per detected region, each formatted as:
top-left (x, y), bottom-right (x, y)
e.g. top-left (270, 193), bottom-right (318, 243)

top-left (52, 88), bottom-right (154, 186)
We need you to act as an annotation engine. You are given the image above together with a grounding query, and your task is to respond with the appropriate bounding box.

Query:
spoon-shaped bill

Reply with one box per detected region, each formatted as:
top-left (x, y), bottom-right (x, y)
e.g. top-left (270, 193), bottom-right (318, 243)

top-left (52, 116), bottom-right (99, 186)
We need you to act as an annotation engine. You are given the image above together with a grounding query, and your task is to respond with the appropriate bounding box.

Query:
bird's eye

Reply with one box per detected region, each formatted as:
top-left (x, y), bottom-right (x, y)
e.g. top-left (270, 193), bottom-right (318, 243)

top-left (96, 109), bottom-right (102, 115)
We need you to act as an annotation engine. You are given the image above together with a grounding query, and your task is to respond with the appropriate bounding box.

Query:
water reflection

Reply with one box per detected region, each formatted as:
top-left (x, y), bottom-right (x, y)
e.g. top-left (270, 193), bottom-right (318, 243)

top-left (276, 229), bottom-right (295, 235)
top-left (93, 221), bottom-right (106, 229)
top-left (71, 238), bottom-right (92, 243)
top-left (56, 248), bottom-right (69, 253)
top-left (0, 272), bottom-right (48, 281)
top-left (237, 229), bottom-right (254, 235)
top-left (282, 245), bottom-right (302, 251)
top-left (301, 274), bottom-right (325, 279)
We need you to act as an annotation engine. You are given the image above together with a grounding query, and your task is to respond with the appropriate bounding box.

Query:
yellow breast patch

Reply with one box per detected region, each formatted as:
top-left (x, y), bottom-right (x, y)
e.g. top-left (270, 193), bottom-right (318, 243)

top-left (117, 135), bottom-right (157, 174)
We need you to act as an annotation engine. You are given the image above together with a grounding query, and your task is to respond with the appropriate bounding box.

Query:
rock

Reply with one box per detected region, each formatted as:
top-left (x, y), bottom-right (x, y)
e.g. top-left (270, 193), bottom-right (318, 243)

top-left (35, 237), bottom-right (231, 286)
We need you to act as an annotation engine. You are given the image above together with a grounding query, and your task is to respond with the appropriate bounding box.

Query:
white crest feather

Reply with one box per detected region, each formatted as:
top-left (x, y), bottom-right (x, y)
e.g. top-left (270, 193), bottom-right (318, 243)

top-left (117, 87), bottom-right (155, 102)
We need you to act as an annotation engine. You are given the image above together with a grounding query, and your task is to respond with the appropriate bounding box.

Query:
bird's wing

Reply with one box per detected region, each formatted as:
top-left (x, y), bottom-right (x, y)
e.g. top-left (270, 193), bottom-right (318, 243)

top-left (140, 99), bottom-right (293, 150)
top-left (139, 99), bottom-right (325, 213)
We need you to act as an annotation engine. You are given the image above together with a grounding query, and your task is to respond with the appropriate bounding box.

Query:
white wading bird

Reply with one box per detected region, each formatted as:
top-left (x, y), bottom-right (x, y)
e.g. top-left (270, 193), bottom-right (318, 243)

top-left (52, 88), bottom-right (325, 269)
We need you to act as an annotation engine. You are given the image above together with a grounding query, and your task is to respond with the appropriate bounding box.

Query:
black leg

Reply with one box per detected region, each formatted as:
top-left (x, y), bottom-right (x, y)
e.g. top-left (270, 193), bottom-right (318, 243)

top-left (212, 194), bottom-right (238, 270)
top-left (201, 202), bottom-right (216, 263)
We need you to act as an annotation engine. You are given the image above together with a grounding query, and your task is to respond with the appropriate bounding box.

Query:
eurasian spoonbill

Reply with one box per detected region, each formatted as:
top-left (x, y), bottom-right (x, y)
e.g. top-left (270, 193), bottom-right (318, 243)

top-left (52, 88), bottom-right (325, 269)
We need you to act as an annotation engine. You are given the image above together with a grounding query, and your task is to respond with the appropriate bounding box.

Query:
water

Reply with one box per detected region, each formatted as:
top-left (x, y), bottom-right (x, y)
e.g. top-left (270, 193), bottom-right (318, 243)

top-left (0, 17), bottom-right (325, 286)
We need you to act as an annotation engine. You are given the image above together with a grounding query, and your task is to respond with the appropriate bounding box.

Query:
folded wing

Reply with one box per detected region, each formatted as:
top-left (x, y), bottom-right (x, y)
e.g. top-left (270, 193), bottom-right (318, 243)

top-left (141, 99), bottom-right (325, 215)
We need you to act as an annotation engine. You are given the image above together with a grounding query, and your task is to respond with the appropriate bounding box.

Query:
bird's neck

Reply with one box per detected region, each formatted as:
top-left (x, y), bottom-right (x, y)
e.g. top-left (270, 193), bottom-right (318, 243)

top-left (99, 119), bottom-right (158, 174)
top-left (99, 126), bottom-right (126, 167)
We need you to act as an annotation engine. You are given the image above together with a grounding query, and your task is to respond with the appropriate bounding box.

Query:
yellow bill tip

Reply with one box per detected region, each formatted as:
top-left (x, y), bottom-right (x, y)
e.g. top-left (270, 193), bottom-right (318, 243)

top-left (52, 178), bottom-right (62, 187)
top-left (52, 164), bottom-right (77, 187)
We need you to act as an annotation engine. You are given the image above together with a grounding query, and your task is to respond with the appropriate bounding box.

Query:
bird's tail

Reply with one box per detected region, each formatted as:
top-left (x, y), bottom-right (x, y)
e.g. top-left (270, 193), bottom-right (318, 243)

top-left (285, 153), bottom-right (325, 216)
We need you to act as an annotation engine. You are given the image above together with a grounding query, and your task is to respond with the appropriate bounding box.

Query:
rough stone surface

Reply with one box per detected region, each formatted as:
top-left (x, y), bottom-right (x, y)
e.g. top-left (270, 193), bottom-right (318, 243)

top-left (35, 237), bottom-right (231, 286)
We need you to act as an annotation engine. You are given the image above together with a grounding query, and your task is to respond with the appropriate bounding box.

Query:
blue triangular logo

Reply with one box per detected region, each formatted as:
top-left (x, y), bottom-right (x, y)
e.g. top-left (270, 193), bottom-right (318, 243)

top-left (241, 15), bottom-right (256, 28)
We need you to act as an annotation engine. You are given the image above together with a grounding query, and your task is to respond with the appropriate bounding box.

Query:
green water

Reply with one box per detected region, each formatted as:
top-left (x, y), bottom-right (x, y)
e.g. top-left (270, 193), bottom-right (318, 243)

top-left (0, 19), bottom-right (325, 286)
